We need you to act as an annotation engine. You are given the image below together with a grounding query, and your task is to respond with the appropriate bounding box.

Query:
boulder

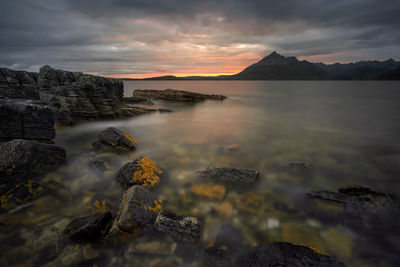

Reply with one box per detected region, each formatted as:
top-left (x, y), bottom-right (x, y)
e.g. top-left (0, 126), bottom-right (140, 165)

top-left (132, 89), bottom-right (226, 102)
top-left (92, 127), bottom-right (137, 153)
top-left (0, 140), bottom-right (66, 197)
top-left (0, 68), bottom-right (39, 99)
top-left (0, 99), bottom-right (55, 142)
top-left (108, 186), bottom-right (162, 236)
top-left (197, 167), bottom-right (259, 185)
top-left (154, 211), bottom-right (201, 241)
top-left (203, 246), bottom-right (231, 267)
top-left (62, 212), bottom-right (112, 243)
top-left (115, 157), bottom-right (161, 189)
top-left (237, 242), bottom-right (345, 267)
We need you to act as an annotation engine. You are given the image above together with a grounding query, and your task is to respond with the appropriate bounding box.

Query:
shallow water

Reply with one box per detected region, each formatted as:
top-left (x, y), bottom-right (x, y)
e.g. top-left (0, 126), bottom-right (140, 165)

top-left (1, 81), bottom-right (400, 266)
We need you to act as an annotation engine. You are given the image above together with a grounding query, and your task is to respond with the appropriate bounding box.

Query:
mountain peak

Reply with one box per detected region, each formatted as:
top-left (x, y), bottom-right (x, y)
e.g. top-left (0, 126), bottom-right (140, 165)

top-left (263, 51), bottom-right (284, 60)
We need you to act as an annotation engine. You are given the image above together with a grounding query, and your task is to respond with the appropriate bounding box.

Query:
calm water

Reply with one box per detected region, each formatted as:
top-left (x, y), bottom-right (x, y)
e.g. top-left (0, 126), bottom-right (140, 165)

top-left (1, 81), bottom-right (400, 266)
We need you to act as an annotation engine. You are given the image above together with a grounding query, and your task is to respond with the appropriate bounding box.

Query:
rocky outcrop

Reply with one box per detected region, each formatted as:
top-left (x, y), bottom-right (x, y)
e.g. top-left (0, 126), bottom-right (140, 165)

top-left (307, 185), bottom-right (400, 215)
top-left (0, 68), bottom-right (39, 99)
top-left (62, 212), bottom-right (113, 243)
top-left (237, 242), bottom-right (345, 267)
top-left (132, 89), bottom-right (226, 102)
top-left (92, 127), bottom-right (137, 153)
top-left (154, 211), bottom-right (201, 241)
top-left (115, 157), bottom-right (161, 189)
top-left (38, 65), bottom-right (124, 124)
top-left (0, 99), bottom-right (55, 142)
top-left (123, 96), bottom-right (154, 105)
top-left (108, 186), bottom-right (161, 237)
top-left (197, 167), bottom-right (259, 185)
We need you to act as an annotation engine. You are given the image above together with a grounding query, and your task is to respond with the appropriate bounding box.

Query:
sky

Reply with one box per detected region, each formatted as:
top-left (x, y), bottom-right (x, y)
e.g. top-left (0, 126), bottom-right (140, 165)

top-left (1, 0), bottom-right (399, 78)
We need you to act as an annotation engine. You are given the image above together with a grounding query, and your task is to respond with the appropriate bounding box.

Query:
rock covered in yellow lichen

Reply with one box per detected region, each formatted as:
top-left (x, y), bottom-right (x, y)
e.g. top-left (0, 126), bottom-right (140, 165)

top-left (92, 127), bottom-right (138, 153)
top-left (116, 156), bottom-right (162, 189)
top-left (191, 183), bottom-right (226, 200)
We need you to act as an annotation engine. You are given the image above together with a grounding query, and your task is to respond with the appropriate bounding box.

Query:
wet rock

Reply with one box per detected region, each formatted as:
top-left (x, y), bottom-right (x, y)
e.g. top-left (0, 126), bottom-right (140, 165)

top-left (125, 236), bottom-right (177, 257)
top-left (132, 89), bottom-right (226, 102)
top-left (115, 157), bottom-right (161, 189)
top-left (307, 185), bottom-right (400, 215)
top-left (92, 127), bottom-right (137, 153)
top-left (0, 99), bottom-right (55, 142)
top-left (108, 186), bottom-right (161, 237)
top-left (62, 212), bottom-right (112, 243)
top-left (123, 96), bottom-right (154, 105)
top-left (197, 167), bottom-right (259, 185)
top-left (237, 242), bottom-right (345, 267)
top-left (88, 160), bottom-right (108, 174)
top-left (290, 161), bottom-right (312, 169)
top-left (159, 108), bottom-right (173, 113)
top-left (154, 211), bottom-right (201, 241)
top-left (0, 68), bottom-right (39, 99)
top-left (191, 183), bottom-right (226, 200)
top-left (216, 224), bottom-right (245, 255)
top-left (203, 246), bottom-right (231, 266)
top-left (0, 140), bottom-right (66, 202)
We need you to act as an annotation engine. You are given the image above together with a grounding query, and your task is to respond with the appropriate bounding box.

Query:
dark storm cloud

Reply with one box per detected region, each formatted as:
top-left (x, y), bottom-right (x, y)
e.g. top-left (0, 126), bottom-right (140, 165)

top-left (1, 0), bottom-right (399, 76)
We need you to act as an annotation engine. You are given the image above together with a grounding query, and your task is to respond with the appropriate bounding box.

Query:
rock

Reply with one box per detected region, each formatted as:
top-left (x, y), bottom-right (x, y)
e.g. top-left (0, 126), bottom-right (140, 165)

top-left (88, 160), bottom-right (108, 173)
top-left (215, 224), bottom-right (245, 254)
top-left (132, 89), bottom-right (226, 102)
top-left (108, 186), bottom-right (161, 236)
top-left (307, 185), bottom-right (400, 215)
top-left (0, 99), bottom-right (55, 141)
top-left (203, 246), bottom-right (231, 266)
top-left (197, 167), bottom-right (259, 185)
top-left (125, 236), bottom-right (177, 256)
top-left (0, 68), bottom-right (39, 99)
top-left (92, 127), bottom-right (137, 153)
top-left (123, 96), bottom-right (154, 105)
top-left (290, 161), bottom-right (312, 169)
top-left (38, 65), bottom-right (124, 124)
top-left (191, 183), bottom-right (226, 200)
top-left (62, 212), bottom-right (112, 243)
top-left (115, 157), bottom-right (161, 189)
top-left (237, 242), bottom-right (345, 267)
top-left (154, 211), bottom-right (201, 241)
top-left (159, 108), bottom-right (173, 113)
top-left (0, 140), bottom-right (66, 202)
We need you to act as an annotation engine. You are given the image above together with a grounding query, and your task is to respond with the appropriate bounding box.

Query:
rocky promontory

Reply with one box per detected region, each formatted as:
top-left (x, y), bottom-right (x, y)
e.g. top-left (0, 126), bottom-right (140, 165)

top-left (132, 89), bottom-right (226, 101)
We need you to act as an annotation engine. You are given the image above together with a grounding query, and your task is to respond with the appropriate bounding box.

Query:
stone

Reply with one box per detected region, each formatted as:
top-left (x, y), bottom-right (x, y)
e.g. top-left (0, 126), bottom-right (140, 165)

top-left (123, 96), bottom-right (154, 105)
top-left (191, 183), bottom-right (226, 200)
top-left (0, 68), bottom-right (39, 99)
top-left (197, 167), bottom-right (259, 185)
top-left (62, 212), bottom-right (112, 243)
top-left (115, 157), bottom-right (161, 189)
top-left (0, 99), bottom-right (55, 141)
top-left (108, 186), bottom-right (161, 236)
top-left (92, 127), bottom-right (137, 153)
top-left (132, 89), bottom-right (226, 102)
top-left (203, 246), bottom-right (231, 266)
top-left (125, 237), bottom-right (177, 256)
top-left (154, 211), bottom-right (201, 241)
top-left (88, 160), bottom-right (108, 173)
top-left (236, 242), bottom-right (345, 267)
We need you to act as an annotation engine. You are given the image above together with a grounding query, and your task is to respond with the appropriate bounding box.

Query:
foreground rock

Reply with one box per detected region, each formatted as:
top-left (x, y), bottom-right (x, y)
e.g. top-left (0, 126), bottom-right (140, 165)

top-left (0, 68), bottom-right (39, 99)
top-left (197, 167), bottom-right (259, 185)
top-left (0, 99), bottom-right (55, 142)
top-left (62, 212), bottom-right (112, 243)
top-left (116, 156), bottom-right (162, 189)
top-left (154, 211), bottom-right (201, 241)
top-left (0, 140), bottom-right (66, 202)
top-left (237, 242), bottom-right (344, 267)
top-left (132, 89), bottom-right (226, 102)
top-left (307, 185), bottom-right (400, 215)
top-left (92, 127), bottom-right (137, 153)
top-left (108, 186), bottom-right (162, 237)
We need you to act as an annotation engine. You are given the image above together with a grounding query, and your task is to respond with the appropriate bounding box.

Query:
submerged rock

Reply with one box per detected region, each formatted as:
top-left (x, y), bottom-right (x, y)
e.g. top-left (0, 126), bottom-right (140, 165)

top-left (203, 246), bottom-right (231, 266)
top-left (0, 99), bottom-right (55, 142)
top-left (125, 236), bottom-right (177, 257)
top-left (92, 127), bottom-right (137, 153)
top-left (88, 159), bottom-right (108, 174)
top-left (307, 185), bottom-right (400, 215)
top-left (132, 89), bottom-right (226, 102)
top-left (197, 167), bottom-right (259, 185)
top-left (0, 68), bottom-right (39, 99)
top-left (115, 156), bottom-right (162, 189)
top-left (154, 211), bottom-right (201, 241)
top-left (237, 242), bottom-right (345, 267)
top-left (108, 186), bottom-right (162, 237)
top-left (62, 212), bottom-right (112, 243)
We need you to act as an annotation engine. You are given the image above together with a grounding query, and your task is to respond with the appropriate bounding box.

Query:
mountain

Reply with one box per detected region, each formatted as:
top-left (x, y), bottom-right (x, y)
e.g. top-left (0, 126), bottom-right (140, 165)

top-left (140, 52), bottom-right (400, 80)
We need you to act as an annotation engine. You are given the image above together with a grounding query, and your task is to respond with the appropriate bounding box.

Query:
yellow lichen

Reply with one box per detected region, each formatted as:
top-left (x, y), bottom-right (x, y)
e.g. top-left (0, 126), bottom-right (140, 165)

top-left (191, 184), bottom-right (226, 200)
top-left (87, 200), bottom-right (108, 213)
top-left (132, 157), bottom-right (162, 189)
top-left (123, 133), bottom-right (138, 147)
top-left (146, 199), bottom-right (163, 213)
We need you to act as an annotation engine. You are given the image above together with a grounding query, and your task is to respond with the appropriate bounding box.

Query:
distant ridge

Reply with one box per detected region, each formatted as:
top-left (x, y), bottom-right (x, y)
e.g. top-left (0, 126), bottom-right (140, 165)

top-left (135, 52), bottom-right (400, 80)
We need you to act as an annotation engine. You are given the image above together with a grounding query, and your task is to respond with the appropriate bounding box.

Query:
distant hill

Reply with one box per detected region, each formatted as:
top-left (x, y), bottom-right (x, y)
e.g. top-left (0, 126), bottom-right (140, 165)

top-left (137, 52), bottom-right (400, 80)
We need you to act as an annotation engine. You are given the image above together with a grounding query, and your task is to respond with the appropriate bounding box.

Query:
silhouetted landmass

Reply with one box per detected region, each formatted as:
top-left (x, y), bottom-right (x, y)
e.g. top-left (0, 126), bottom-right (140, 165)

top-left (134, 52), bottom-right (400, 80)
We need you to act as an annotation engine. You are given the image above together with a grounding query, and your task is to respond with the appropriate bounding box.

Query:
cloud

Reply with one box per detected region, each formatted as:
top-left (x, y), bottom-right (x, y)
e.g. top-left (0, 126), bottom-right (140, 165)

top-left (1, 0), bottom-right (399, 77)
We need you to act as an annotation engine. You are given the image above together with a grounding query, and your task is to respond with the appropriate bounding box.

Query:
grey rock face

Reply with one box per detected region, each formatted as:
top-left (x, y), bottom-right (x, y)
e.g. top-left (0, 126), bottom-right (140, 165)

top-left (62, 212), bottom-right (113, 243)
top-left (132, 89), bottom-right (226, 101)
top-left (154, 211), bottom-right (201, 241)
top-left (0, 99), bottom-right (55, 141)
top-left (237, 242), bottom-right (345, 267)
top-left (0, 68), bottom-right (39, 99)
top-left (115, 157), bottom-right (146, 189)
top-left (197, 167), bottom-right (259, 185)
top-left (92, 127), bottom-right (137, 153)
top-left (38, 65), bottom-right (123, 123)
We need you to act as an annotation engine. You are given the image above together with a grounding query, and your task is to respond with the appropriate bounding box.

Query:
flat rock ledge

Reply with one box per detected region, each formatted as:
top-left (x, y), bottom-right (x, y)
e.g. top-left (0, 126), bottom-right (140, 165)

top-left (197, 167), bottom-right (259, 185)
top-left (154, 211), bottom-right (201, 241)
top-left (92, 127), bottom-right (137, 153)
top-left (132, 89), bottom-right (226, 102)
